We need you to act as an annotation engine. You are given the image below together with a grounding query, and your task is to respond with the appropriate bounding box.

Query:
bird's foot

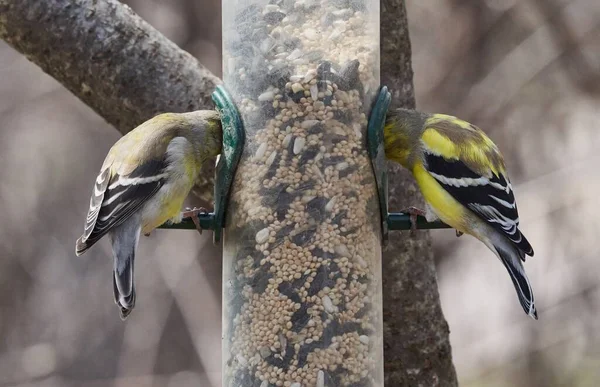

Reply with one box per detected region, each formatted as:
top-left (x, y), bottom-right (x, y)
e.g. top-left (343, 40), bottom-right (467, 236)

top-left (456, 230), bottom-right (464, 238)
top-left (400, 206), bottom-right (426, 236)
top-left (181, 207), bottom-right (208, 234)
top-left (144, 232), bottom-right (151, 237)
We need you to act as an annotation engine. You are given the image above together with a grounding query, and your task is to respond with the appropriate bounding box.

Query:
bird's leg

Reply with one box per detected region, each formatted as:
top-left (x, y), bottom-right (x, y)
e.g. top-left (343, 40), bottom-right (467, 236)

top-left (400, 206), bottom-right (427, 236)
top-left (456, 230), bottom-right (464, 237)
top-left (181, 207), bottom-right (208, 234)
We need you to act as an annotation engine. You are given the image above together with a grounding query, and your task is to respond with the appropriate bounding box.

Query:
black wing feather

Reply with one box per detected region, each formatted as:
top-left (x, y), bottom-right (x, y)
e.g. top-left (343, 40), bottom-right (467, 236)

top-left (424, 152), bottom-right (534, 257)
top-left (76, 159), bottom-right (167, 254)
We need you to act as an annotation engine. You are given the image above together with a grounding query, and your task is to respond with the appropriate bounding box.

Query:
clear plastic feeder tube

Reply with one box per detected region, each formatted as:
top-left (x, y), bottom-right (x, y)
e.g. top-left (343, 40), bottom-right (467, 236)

top-left (222, 0), bottom-right (382, 386)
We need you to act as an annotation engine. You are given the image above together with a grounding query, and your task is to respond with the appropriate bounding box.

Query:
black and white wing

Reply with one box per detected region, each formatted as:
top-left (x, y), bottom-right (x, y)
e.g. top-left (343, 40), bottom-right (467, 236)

top-left (424, 152), bottom-right (534, 258)
top-left (75, 159), bottom-right (168, 255)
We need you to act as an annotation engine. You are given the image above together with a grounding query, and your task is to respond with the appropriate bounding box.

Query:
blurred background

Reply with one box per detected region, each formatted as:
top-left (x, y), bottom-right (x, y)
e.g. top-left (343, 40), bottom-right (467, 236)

top-left (0, 0), bottom-right (598, 386)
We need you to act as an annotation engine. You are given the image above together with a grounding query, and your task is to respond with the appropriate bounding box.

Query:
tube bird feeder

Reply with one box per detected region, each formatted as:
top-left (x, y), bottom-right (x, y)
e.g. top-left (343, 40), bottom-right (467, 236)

top-left (221, 0), bottom-right (384, 386)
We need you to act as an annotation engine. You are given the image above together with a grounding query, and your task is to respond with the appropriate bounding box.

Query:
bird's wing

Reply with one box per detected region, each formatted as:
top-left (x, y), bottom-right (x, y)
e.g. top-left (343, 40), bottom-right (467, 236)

top-left (76, 157), bottom-right (168, 255)
top-left (420, 115), bottom-right (534, 257)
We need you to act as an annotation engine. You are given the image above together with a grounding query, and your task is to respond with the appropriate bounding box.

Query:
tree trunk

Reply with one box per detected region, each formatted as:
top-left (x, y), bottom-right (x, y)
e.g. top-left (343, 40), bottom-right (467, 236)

top-left (381, 1), bottom-right (458, 386)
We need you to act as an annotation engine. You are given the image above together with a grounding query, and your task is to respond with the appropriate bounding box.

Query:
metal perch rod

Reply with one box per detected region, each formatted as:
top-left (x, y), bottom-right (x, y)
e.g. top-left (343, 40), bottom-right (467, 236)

top-left (158, 212), bottom-right (451, 231)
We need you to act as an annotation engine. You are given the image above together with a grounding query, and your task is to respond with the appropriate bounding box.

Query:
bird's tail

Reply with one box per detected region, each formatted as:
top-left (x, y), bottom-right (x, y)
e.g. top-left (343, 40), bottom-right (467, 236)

top-left (492, 237), bottom-right (538, 320)
top-left (109, 216), bottom-right (141, 320)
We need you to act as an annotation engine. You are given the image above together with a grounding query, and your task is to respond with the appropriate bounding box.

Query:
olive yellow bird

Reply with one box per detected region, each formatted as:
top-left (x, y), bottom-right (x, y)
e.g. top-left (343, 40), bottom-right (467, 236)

top-left (76, 111), bottom-right (221, 319)
top-left (385, 109), bottom-right (537, 319)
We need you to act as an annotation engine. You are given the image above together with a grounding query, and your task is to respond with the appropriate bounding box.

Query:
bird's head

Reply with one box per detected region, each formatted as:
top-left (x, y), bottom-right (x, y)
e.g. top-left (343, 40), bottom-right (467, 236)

top-left (384, 108), bottom-right (427, 167)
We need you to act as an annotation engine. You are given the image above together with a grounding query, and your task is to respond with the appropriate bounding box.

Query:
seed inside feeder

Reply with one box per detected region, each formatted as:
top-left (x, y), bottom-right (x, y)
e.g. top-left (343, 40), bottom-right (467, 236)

top-left (222, 0), bottom-right (382, 385)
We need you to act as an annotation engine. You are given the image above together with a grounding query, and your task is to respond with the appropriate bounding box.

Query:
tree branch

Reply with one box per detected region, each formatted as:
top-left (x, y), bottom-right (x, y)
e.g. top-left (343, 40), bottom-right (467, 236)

top-left (0, 0), bottom-right (221, 133)
top-left (381, 1), bottom-right (459, 385)
top-left (0, 0), bottom-right (222, 202)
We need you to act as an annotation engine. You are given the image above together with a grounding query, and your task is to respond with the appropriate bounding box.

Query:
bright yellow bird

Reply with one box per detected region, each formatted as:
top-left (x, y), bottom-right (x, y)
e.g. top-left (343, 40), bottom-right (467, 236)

top-left (385, 109), bottom-right (537, 319)
top-left (76, 111), bottom-right (221, 319)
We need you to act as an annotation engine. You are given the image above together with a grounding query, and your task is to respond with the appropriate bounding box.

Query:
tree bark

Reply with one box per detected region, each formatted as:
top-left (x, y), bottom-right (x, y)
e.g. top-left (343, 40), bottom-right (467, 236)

top-left (381, 1), bottom-right (459, 386)
top-left (0, 0), bottom-right (222, 201)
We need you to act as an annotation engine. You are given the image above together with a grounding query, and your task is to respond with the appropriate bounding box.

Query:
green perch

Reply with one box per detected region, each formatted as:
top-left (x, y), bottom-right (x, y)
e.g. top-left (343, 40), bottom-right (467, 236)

top-left (159, 211), bottom-right (451, 231)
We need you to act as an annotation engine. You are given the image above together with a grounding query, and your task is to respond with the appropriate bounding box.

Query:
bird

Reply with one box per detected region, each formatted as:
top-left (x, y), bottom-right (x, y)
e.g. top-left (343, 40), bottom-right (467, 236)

top-left (75, 111), bottom-right (222, 319)
top-left (384, 108), bottom-right (537, 319)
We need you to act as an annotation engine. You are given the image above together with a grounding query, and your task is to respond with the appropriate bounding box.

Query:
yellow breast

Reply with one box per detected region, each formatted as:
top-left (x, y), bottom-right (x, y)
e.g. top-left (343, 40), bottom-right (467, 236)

top-left (141, 157), bottom-right (198, 233)
top-left (412, 164), bottom-right (469, 233)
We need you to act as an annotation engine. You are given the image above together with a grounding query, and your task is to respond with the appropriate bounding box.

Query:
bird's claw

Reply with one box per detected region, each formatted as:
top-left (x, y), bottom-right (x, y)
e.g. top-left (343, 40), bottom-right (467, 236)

top-left (181, 207), bottom-right (208, 235)
top-left (400, 206), bottom-right (426, 237)
top-left (456, 230), bottom-right (464, 238)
